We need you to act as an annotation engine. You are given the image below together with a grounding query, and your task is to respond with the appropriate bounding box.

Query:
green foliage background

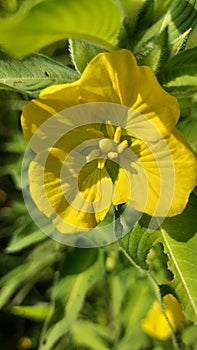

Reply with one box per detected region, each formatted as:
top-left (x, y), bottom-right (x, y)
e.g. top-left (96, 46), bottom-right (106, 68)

top-left (0, 0), bottom-right (197, 349)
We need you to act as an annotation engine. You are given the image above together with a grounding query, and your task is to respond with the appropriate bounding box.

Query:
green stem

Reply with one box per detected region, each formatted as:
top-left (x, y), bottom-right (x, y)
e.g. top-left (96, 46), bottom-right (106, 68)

top-left (120, 242), bottom-right (181, 350)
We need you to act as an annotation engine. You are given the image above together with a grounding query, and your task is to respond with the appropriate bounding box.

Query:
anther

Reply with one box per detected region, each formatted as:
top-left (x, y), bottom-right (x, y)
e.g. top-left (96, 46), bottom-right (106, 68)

top-left (86, 149), bottom-right (100, 163)
top-left (117, 140), bottom-right (128, 154)
top-left (106, 120), bottom-right (114, 138)
top-left (114, 127), bottom-right (121, 143)
top-left (98, 159), bottom-right (106, 169)
top-left (108, 151), bottom-right (118, 159)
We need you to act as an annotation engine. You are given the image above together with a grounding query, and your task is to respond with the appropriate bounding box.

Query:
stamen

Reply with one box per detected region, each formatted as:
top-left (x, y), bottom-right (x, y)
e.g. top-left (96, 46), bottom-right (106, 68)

top-left (86, 149), bottom-right (100, 163)
top-left (114, 126), bottom-right (121, 143)
top-left (108, 151), bottom-right (118, 159)
top-left (117, 140), bottom-right (128, 154)
top-left (87, 128), bottom-right (104, 138)
top-left (106, 120), bottom-right (114, 138)
top-left (98, 159), bottom-right (106, 169)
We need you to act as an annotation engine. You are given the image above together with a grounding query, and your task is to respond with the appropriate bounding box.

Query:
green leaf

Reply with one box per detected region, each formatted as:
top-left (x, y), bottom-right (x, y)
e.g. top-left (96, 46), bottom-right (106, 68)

top-left (121, 194), bottom-right (197, 323)
top-left (152, 0), bottom-right (174, 22)
top-left (120, 216), bottom-right (160, 269)
top-left (11, 303), bottom-right (50, 322)
top-left (0, 240), bottom-right (62, 309)
top-left (186, 26), bottom-right (197, 49)
top-left (0, 0), bottom-right (121, 57)
top-left (6, 221), bottom-right (47, 253)
top-left (119, 272), bottom-right (154, 350)
top-left (169, 0), bottom-right (197, 43)
top-left (178, 118), bottom-right (197, 152)
top-left (69, 39), bottom-right (104, 74)
top-left (0, 52), bottom-right (79, 96)
top-left (116, 0), bottom-right (146, 44)
top-left (157, 47), bottom-right (197, 92)
top-left (71, 320), bottom-right (112, 350)
top-left (117, 0), bottom-right (146, 21)
top-left (131, 14), bottom-right (168, 53)
top-left (135, 29), bottom-right (169, 71)
top-left (182, 324), bottom-right (197, 349)
top-left (160, 194), bottom-right (197, 323)
top-left (39, 249), bottom-right (104, 350)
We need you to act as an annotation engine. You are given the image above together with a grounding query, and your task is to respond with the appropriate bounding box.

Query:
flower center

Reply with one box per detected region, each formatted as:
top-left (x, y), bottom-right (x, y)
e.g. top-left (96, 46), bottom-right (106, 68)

top-left (86, 122), bottom-right (128, 169)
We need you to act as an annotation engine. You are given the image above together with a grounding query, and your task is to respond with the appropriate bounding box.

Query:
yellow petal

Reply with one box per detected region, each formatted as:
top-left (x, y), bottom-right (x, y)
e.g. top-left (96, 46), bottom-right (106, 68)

top-left (165, 129), bottom-right (197, 216)
top-left (141, 300), bottom-right (172, 340)
top-left (29, 148), bottom-right (112, 233)
top-left (22, 101), bottom-right (104, 154)
top-left (81, 49), bottom-right (179, 136)
top-left (141, 294), bottom-right (185, 340)
top-left (163, 294), bottom-right (185, 328)
top-left (21, 83), bottom-right (80, 145)
top-left (113, 167), bottom-right (131, 205)
top-left (118, 130), bottom-right (197, 217)
top-left (21, 49), bottom-right (179, 150)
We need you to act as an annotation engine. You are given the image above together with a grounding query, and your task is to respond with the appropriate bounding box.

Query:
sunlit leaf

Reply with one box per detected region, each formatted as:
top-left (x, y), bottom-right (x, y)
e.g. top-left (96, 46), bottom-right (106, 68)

top-left (11, 303), bottom-right (50, 322)
top-left (0, 0), bottom-right (121, 57)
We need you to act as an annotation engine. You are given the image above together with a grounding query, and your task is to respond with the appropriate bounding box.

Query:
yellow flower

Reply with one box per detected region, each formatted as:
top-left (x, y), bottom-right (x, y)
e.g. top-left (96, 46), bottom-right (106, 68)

top-left (141, 294), bottom-right (185, 340)
top-left (21, 49), bottom-right (197, 234)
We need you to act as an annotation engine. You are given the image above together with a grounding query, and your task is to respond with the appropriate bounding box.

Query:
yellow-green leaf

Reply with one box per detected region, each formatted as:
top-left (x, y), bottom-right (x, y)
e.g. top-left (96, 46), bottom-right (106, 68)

top-left (0, 0), bottom-right (121, 57)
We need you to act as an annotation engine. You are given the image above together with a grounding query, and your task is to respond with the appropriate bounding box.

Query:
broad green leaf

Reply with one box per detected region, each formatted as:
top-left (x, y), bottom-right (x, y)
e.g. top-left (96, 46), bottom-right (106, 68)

top-left (169, 0), bottom-right (197, 43)
top-left (186, 26), bottom-right (197, 49)
top-left (39, 249), bottom-right (104, 350)
top-left (157, 47), bottom-right (197, 92)
top-left (178, 118), bottom-right (197, 152)
top-left (0, 0), bottom-right (121, 57)
top-left (69, 39), bottom-right (104, 74)
top-left (182, 324), bottom-right (197, 349)
top-left (121, 194), bottom-right (197, 323)
top-left (0, 52), bottom-right (79, 96)
top-left (160, 194), bottom-right (197, 323)
top-left (11, 303), bottom-right (50, 322)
